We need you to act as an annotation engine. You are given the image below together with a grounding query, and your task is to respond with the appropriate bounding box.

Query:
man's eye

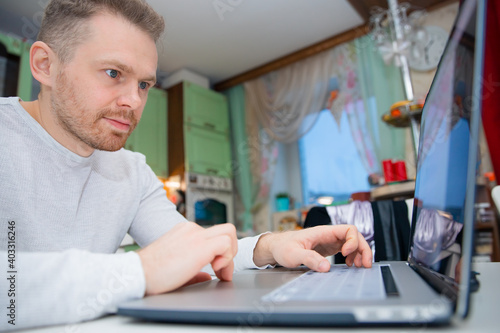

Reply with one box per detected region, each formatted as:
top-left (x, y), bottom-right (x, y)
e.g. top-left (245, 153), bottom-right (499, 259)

top-left (105, 69), bottom-right (118, 78)
top-left (139, 82), bottom-right (148, 90)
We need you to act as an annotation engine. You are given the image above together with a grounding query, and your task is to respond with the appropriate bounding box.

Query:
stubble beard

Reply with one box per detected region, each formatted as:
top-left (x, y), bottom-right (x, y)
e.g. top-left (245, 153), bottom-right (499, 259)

top-left (51, 71), bottom-right (138, 152)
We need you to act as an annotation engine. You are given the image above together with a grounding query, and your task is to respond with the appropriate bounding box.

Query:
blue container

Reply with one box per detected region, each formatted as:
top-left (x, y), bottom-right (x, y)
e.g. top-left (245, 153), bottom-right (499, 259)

top-left (276, 197), bottom-right (290, 211)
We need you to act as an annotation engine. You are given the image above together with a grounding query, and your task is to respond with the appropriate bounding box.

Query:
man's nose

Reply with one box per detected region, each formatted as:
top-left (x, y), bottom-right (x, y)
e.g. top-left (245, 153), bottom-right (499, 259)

top-left (116, 82), bottom-right (142, 110)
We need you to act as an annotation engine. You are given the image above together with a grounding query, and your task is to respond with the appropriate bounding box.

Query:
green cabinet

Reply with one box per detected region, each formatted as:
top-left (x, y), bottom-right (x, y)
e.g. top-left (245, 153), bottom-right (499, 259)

top-left (0, 32), bottom-right (32, 100)
top-left (167, 82), bottom-right (232, 178)
top-left (184, 124), bottom-right (231, 177)
top-left (184, 82), bottom-right (229, 134)
top-left (125, 87), bottom-right (168, 178)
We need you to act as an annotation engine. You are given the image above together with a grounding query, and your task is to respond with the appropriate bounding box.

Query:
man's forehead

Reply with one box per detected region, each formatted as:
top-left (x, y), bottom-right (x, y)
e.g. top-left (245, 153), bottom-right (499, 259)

top-left (79, 13), bottom-right (158, 76)
top-left (85, 12), bottom-right (157, 49)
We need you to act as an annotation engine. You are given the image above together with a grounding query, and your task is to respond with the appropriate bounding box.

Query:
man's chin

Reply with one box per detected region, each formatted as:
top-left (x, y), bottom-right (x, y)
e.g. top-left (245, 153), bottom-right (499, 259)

top-left (88, 137), bottom-right (128, 152)
top-left (80, 126), bottom-right (133, 151)
top-left (98, 145), bottom-right (125, 152)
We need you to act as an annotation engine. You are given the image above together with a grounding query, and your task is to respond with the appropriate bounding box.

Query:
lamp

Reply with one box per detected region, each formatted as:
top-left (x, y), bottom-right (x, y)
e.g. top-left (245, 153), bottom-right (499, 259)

top-left (369, 0), bottom-right (428, 101)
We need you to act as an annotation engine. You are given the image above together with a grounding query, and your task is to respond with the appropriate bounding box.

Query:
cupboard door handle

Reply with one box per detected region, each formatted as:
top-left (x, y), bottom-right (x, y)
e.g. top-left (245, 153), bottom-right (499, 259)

top-left (203, 122), bottom-right (215, 130)
top-left (206, 168), bottom-right (218, 175)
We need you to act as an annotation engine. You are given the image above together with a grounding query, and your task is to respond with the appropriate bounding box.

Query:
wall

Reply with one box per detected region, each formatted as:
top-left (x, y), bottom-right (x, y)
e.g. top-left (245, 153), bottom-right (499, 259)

top-left (410, 2), bottom-right (460, 100)
top-left (405, 1), bottom-right (460, 179)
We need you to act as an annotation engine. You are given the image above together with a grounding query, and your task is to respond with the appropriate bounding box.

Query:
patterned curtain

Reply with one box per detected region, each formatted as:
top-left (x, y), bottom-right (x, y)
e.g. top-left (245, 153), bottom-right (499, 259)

top-left (328, 42), bottom-right (379, 175)
top-left (245, 93), bottom-right (280, 233)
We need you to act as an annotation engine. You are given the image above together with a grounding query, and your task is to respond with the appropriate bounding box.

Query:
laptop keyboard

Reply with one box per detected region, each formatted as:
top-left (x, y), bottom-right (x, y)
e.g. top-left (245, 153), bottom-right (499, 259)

top-left (262, 265), bottom-right (388, 302)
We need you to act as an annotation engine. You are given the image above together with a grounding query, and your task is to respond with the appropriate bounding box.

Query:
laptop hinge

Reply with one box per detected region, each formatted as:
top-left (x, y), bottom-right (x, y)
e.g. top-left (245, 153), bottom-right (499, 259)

top-left (408, 260), bottom-right (458, 303)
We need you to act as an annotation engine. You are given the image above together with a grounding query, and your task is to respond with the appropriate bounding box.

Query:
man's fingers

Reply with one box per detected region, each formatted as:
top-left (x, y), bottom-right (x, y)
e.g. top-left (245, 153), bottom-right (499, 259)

top-left (213, 260), bottom-right (234, 282)
top-left (302, 226), bottom-right (372, 269)
top-left (293, 248), bottom-right (331, 272)
top-left (204, 223), bottom-right (238, 256)
top-left (202, 233), bottom-right (236, 282)
top-left (252, 225), bottom-right (374, 287)
top-left (348, 243), bottom-right (372, 268)
top-left (355, 231), bottom-right (373, 268)
top-left (139, 221), bottom-right (239, 295)
top-left (211, 252), bottom-right (233, 272)
top-left (362, 250), bottom-right (373, 268)
top-left (340, 228), bottom-right (361, 256)
top-left (340, 230), bottom-right (372, 268)
top-left (355, 253), bottom-right (365, 268)
top-left (302, 225), bottom-right (364, 257)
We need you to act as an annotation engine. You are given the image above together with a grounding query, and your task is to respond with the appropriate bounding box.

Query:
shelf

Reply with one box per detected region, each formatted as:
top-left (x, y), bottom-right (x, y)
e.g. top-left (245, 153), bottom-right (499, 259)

top-left (382, 100), bottom-right (424, 162)
top-left (476, 221), bottom-right (497, 231)
top-left (371, 180), bottom-right (415, 201)
top-left (382, 101), bottom-right (423, 128)
top-left (475, 216), bottom-right (500, 262)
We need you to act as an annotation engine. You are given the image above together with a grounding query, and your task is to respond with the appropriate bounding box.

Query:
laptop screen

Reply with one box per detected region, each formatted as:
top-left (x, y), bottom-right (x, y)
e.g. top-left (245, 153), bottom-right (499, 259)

top-left (408, 0), bottom-right (484, 296)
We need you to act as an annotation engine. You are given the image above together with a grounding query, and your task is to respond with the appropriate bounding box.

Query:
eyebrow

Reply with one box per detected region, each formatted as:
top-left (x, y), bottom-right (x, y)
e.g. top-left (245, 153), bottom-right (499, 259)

top-left (98, 59), bottom-right (157, 84)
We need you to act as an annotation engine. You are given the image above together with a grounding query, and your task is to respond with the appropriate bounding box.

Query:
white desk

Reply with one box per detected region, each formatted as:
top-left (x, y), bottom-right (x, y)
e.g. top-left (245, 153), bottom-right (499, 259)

top-left (17, 262), bottom-right (500, 333)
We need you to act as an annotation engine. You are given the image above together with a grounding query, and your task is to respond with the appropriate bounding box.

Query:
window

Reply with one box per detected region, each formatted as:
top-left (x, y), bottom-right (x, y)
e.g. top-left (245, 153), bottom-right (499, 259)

top-left (299, 109), bottom-right (370, 205)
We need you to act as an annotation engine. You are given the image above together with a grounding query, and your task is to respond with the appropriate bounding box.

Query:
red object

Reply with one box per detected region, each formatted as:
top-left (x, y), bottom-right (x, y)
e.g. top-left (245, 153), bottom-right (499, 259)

top-left (482, 0), bottom-right (500, 179)
top-left (394, 161), bottom-right (408, 181)
top-left (485, 172), bottom-right (495, 182)
top-left (382, 159), bottom-right (395, 183)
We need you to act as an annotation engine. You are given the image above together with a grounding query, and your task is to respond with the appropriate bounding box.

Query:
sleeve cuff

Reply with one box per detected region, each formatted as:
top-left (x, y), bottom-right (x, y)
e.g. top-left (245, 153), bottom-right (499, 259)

top-left (124, 251), bottom-right (147, 298)
top-left (234, 232), bottom-right (276, 272)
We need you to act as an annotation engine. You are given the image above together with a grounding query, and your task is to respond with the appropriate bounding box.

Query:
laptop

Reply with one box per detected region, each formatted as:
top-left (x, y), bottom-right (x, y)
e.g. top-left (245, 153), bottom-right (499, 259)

top-left (117, 0), bottom-right (486, 326)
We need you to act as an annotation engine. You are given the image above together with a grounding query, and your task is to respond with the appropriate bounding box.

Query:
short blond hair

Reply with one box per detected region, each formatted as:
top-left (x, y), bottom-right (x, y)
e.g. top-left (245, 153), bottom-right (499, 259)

top-left (38, 0), bottom-right (165, 62)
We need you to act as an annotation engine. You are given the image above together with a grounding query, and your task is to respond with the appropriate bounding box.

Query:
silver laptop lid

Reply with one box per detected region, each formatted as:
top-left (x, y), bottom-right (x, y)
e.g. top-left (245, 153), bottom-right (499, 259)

top-left (407, 0), bottom-right (486, 318)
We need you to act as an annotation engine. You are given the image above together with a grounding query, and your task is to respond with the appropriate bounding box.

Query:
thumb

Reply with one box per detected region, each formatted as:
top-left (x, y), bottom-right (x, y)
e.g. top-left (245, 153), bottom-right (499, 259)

top-left (296, 249), bottom-right (331, 273)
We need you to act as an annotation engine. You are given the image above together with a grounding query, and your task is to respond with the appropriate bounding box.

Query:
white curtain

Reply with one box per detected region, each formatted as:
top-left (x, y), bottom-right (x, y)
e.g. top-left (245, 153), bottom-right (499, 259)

top-left (244, 47), bottom-right (342, 143)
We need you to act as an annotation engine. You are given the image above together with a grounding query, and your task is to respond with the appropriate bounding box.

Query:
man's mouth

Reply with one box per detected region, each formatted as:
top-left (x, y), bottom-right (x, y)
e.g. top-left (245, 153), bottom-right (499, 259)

top-left (104, 117), bottom-right (132, 132)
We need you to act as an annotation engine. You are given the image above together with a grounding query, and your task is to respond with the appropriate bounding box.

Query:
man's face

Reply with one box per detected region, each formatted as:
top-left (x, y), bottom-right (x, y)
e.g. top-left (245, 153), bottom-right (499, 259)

top-left (50, 12), bottom-right (158, 152)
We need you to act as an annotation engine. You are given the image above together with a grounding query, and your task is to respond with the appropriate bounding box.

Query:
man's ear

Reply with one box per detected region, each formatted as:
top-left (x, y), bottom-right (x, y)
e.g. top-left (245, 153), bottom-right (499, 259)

top-left (30, 41), bottom-right (58, 88)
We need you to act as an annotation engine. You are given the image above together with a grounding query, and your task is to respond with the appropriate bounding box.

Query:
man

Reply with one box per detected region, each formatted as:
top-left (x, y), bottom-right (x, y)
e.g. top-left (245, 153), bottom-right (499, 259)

top-left (0, 0), bottom-right (372, 330)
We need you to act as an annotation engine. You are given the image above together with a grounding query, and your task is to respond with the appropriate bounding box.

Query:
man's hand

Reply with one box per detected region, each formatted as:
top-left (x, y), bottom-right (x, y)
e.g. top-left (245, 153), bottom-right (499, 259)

top-left (138, 222), bottom-right (237, 296)
top-left (253, 225), bottom-right (372, 272)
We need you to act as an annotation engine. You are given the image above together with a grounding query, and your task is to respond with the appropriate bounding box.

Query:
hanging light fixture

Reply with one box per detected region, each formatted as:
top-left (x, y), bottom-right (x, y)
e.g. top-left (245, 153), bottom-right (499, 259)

top-left (370, 1), bottom-right (428, 69)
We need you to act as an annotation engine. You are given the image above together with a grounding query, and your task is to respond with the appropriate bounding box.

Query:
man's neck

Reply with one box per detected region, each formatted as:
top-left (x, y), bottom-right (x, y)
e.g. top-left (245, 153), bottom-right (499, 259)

top-left (19, 97), bottom-right (95, 157)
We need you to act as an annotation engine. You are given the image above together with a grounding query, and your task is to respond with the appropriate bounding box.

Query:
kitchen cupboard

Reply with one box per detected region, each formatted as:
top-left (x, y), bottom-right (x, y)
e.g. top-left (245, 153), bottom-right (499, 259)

top-left (184, 82), bottom-right (229, 134)
top-left (184, 124), bottom-right (231, 177)
top-left (125, 87), bottom-right (168, 178)
top-left (167, 81), bottom-right (232, 178)
top-left (0, 32), bottom-right (32, 100)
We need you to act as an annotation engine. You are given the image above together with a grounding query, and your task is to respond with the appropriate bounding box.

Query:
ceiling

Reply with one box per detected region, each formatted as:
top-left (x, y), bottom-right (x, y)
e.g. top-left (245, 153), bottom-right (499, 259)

top-left (0, 0), bottom-right (447, 87)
